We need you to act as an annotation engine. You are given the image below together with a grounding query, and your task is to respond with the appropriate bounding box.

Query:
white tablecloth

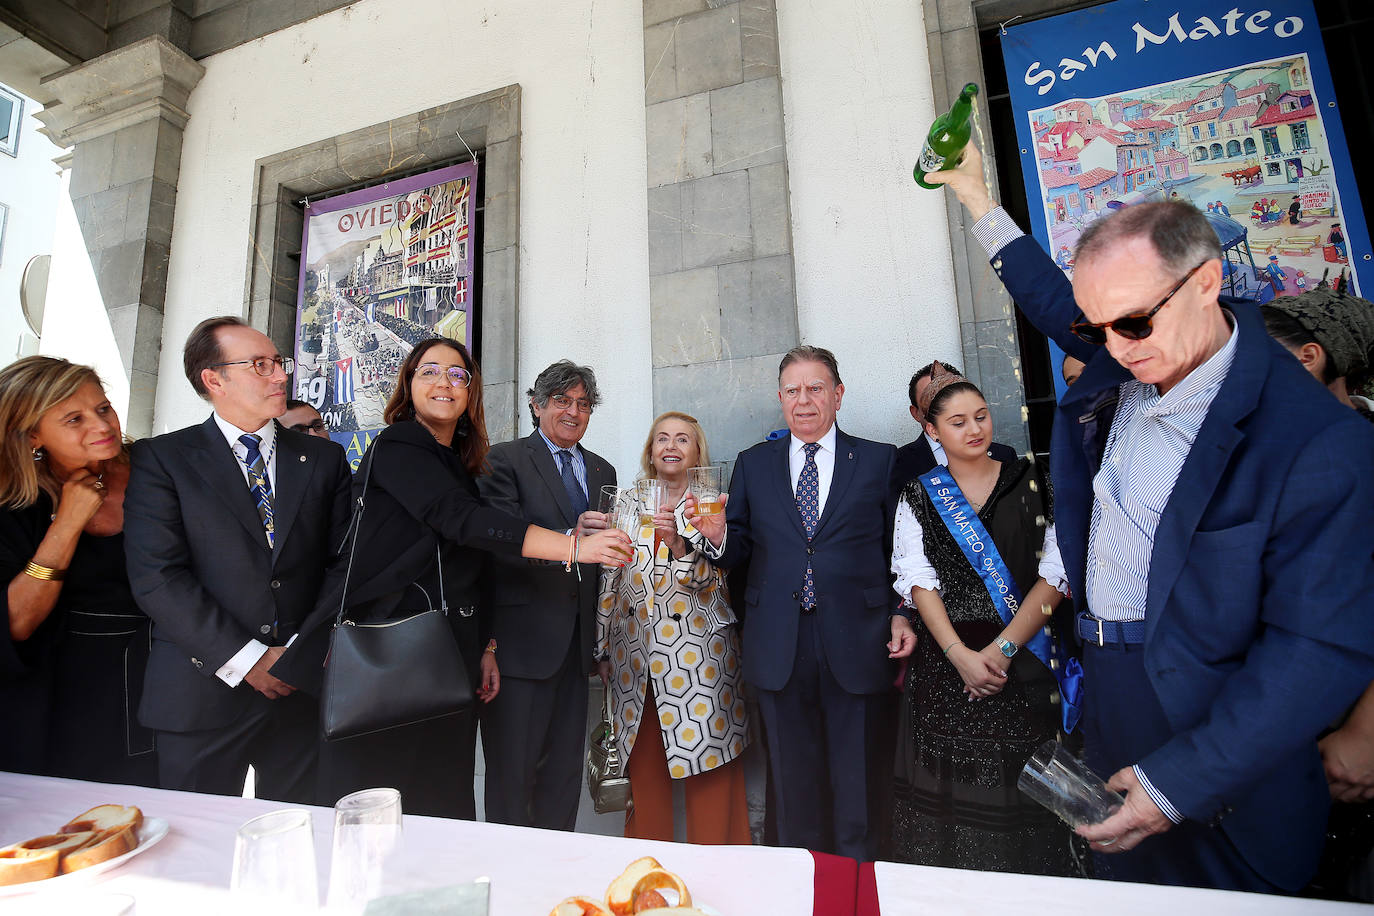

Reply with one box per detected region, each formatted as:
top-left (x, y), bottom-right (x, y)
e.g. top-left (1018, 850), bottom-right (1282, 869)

top-left (873, 860), bottom-right (1367, 915)
top-left (0, 772), bottom-right (814, 914)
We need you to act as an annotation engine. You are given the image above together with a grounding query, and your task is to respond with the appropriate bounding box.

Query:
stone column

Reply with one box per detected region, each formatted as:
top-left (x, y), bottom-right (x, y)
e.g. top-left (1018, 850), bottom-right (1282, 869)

top-left (643, 0), bottom-right (799, 460)
top-left (35, 35), bottom-right (204, 438)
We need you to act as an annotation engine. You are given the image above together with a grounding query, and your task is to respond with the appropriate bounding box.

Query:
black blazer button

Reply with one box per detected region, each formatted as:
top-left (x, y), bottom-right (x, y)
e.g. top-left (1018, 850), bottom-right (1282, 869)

top-left (270, 579), bottom-right (281, 589)
top-left (807, 546), bottom-right (815, 555)
top-left (259, 624), bottom-right (272, 635)
top-left (792, 591), bottom-right (800, 601)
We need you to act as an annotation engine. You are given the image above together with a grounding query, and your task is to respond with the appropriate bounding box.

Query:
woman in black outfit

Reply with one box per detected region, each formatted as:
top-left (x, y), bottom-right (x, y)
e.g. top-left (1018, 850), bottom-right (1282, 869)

top-left (312, 337), bottom-right (630, 818)
top-left (0, 357), bottom-right (156, 786)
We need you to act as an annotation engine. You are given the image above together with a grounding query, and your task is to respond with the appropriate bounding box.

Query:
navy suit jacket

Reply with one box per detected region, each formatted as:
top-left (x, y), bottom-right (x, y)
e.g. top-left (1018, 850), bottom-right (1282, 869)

top-left (125, 417), bottom-right (353, 731)
top-left (994, 234), bottom-right (1374, 890)
top-left (709, 428), bottom-right (898, 695)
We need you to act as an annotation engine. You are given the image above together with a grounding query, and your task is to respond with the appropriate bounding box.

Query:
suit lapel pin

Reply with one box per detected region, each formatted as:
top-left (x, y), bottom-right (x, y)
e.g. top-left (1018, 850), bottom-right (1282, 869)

top-left (848, 452), bottom-right (854, 460)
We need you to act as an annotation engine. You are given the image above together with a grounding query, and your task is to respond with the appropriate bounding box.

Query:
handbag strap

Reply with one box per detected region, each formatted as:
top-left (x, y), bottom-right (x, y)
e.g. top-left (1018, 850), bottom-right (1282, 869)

top-left (333, 437), bottom-right (447, 627)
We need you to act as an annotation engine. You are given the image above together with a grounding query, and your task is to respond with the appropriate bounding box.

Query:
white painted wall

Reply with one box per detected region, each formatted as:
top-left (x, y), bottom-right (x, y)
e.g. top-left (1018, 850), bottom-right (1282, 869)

top-left (0, 88), bottom-right (63, 364)
top-left (160, 0), bottom-right (655, 475)
top-left (40, 170), bottom-right (131, 418)
top-left (776, 0), bottom-right (961, 448)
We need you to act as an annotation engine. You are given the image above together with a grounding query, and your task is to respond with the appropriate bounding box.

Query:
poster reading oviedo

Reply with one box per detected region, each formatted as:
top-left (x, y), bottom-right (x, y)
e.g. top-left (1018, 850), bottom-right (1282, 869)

top-left (292, 161), bottom-right (478, 466)
top-left (1001, 0), bottom-right (1366, 306)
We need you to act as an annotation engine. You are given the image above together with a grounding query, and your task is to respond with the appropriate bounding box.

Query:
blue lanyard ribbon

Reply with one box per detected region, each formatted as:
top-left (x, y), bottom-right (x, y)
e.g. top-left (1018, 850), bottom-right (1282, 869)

top-left (918, 468), bottom-right (1082, 733)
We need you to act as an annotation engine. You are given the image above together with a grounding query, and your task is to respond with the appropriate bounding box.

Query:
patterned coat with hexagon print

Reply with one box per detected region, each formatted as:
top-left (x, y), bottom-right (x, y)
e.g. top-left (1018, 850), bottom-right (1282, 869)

top-left (597, 505), bottom-right (750, 779)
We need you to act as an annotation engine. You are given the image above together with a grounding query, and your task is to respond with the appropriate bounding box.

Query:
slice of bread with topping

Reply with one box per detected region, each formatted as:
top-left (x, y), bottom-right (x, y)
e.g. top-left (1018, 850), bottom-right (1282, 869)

top-left (0, 846), bottom-right (60, 886)
top-left (60, 823), bottom-right (139, 873)
top-left (61, 805), bottom-right (143, 836)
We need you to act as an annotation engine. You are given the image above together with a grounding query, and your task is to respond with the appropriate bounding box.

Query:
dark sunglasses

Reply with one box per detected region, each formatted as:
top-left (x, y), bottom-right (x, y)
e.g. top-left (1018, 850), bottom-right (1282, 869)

top-left (1069, 262), bottom-right (1206, 345)
top-left (290, 419), bottom-right (327, 433)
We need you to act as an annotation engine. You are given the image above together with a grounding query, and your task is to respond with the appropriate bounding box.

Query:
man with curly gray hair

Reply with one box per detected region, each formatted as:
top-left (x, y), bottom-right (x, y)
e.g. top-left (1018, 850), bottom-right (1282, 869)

top-left (479, 359), bottom-right (617, 830)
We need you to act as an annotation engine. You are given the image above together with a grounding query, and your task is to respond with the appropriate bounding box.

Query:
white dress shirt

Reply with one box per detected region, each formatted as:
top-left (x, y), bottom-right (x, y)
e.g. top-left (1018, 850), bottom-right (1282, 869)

top-left (210, 414), bottom-right (281, 688)
top-left (788, 425), bottom-right (838, 518)
top-left (924, 431), bottom-right (946, 467)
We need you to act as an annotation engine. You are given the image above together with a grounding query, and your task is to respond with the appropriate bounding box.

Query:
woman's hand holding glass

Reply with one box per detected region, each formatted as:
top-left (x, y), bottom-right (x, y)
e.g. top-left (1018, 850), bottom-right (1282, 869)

top-left (652, 504), bottom-right (686, 556)
top-left (685, 492), bottom-right (727, 547)
top-left (578, 527), bottom-right (634, 566)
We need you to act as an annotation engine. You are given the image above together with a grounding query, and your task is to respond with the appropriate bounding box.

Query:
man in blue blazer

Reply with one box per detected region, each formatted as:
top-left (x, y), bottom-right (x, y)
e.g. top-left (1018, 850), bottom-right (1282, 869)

top-left (697, 345), bottom-right (915, 860)
top-left (928, 147), bottom-right (1374, 892)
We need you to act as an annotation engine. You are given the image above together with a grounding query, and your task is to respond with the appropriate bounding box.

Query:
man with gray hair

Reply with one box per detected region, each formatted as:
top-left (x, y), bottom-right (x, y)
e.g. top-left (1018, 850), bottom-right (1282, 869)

top-left (696, 345), bottom-right (911, 860)
top-left (927, 145), bottom-right (1374, 893)
top-left (479, 359), bottom-right (616, 829)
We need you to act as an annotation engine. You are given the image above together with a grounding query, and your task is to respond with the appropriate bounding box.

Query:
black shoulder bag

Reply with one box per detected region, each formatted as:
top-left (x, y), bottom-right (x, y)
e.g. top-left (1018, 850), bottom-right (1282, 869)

top-left (321, 441), bottom-right (475, 740)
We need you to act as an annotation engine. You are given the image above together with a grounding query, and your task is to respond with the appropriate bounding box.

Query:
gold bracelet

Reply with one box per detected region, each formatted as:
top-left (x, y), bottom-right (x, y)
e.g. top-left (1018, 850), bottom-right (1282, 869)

top-left (23, 561), bottom-right (66, 581)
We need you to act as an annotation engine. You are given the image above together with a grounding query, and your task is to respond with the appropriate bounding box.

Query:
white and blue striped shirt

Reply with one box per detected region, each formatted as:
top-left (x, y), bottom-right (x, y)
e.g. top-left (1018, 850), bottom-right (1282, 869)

top-left (972, 207), bottom-right (1240, 824)
top-left (1085, 319), bottom-right (1239, 623)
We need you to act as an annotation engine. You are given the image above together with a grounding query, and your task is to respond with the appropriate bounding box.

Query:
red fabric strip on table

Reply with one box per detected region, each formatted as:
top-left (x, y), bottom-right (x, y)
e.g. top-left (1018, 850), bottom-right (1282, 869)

top-left (810, 851), bottom-right (858, 915)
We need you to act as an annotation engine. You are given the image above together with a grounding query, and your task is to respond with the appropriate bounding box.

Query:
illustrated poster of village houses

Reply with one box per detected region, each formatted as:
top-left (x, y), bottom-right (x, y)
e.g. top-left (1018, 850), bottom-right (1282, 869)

top-left (1028, 53), bottom-right (1354, 300)
top-left (293, 166), bottom-right (475, 451)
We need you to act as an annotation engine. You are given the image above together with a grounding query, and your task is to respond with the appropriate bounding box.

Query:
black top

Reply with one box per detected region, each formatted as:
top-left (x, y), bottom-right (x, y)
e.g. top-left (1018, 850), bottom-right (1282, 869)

top-left (301, 421), bottom-right (530, 677)
top-left (0, 495), bottom-right (156, 784)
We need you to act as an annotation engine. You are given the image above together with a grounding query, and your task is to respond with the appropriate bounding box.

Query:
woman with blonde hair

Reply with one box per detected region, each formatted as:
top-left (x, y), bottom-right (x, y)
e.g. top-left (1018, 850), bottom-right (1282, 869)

top-left (0, 356), bottom-right (156, 785)
top-left (597, 411), bottom-right (750, 843)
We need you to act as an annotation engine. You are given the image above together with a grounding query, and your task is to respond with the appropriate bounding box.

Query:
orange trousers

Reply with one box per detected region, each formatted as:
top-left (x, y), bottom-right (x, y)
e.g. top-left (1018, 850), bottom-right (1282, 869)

top-left (624, 683), bottom-right (751, 844)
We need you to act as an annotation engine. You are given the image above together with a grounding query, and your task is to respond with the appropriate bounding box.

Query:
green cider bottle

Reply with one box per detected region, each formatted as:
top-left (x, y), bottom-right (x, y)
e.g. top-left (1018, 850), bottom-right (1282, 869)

top-left (914, 83), bottom-right (979, 190)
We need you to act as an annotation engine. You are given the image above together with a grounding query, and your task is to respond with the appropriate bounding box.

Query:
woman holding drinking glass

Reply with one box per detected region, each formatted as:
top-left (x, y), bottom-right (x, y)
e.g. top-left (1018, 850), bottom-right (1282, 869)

top-left (308, 337), bottom-right (632, 818)
top-left (597, 411), bottom-right (750, 843)
top-left (0, 357), bottom-right (156, 786)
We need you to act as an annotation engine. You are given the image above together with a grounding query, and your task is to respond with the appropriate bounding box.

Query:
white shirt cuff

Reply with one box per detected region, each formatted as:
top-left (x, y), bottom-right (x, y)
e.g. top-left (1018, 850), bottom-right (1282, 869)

top-left (1134, 764), bottom-right (1185, 824)
top-left (216, 639), bottom-right (269, 687)
top-left (1037, 521), bottom-right (1070, 596)
top-left (971, 206), bottom-right (1026, 259)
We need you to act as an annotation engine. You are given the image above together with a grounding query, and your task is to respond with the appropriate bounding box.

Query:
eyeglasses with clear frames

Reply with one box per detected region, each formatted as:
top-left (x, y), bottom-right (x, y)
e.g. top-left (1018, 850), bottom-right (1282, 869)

top-left (414, 364), bottom-right (472, 387)
top-left (211, 355), bottom-right (295, 376)
top-left (549, 393), bottom-right (593, 414)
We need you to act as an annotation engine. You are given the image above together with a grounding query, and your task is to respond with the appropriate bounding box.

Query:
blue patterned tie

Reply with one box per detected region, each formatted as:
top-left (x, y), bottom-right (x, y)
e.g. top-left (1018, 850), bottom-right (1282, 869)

top-left (239, 434), bottom-right (275, 548)
top-left (557, 449), bottom-right (589, 519)
top-left (796, 442), bottom-right (821, 610)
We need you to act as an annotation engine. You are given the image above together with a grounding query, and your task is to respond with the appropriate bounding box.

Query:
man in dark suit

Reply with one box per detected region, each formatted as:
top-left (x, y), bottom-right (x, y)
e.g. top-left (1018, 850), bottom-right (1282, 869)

top-left (890, 360), bottom-right (1019, 499)
top-left (125, 316), bottom-right (352, 801)
top-left (479, 360), bottom-right (616, 829)
top-left (696, 345), bottom-right (914, 860)
top-left (929, 146), bottom-right (1374, 893)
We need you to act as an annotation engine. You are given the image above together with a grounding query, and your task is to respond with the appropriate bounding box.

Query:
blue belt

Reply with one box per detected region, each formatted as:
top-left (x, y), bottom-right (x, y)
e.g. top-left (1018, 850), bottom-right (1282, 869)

top-left (1076, 611), bottom-right (1145, 647)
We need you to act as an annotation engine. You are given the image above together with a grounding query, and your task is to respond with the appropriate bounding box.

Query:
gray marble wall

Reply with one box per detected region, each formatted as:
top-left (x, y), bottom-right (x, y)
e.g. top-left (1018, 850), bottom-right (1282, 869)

top-left (643, 0), bottom-right (799, 461)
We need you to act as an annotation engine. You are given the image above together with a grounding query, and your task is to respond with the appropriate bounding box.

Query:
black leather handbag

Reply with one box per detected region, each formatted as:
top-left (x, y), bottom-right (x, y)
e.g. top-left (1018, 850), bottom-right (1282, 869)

top-left (321, 442), bottom-right (474, 741)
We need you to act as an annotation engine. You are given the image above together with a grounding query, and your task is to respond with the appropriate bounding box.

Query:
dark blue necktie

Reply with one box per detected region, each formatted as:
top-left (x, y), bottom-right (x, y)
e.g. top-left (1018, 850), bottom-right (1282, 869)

top-left (796, 442), bottom-right (820, 610)
top-left (238, 434), bottom-right (275, 548)
top-left (557, 449), bottom-right (589, 519)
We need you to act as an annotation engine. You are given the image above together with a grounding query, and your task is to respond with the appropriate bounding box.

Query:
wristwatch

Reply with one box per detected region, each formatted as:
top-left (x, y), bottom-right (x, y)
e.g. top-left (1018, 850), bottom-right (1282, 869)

top-left (995, 636), bottom-right (1019, 658)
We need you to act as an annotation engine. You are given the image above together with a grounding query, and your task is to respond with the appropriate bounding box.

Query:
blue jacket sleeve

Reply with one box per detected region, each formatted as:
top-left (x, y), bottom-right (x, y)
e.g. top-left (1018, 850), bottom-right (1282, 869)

top-left (994, 235), bottom-right (1100, 365)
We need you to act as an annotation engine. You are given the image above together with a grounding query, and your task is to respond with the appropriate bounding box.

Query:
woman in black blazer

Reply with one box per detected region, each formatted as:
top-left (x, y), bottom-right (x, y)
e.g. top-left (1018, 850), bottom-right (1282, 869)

top-left (313, 337), bottom-right (630, 818)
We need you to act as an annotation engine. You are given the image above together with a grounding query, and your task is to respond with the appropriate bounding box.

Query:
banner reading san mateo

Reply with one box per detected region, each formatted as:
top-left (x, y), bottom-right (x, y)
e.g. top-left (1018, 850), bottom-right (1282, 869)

top-left (292, 161), bottom-right (477, 467)
top-left (1000, 0), bottom-right (1366, 310)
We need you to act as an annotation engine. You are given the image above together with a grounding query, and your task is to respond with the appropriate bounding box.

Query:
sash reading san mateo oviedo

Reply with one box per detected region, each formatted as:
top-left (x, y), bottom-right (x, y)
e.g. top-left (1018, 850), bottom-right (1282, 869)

top-left (919, 469), bottom-right (1083, 732)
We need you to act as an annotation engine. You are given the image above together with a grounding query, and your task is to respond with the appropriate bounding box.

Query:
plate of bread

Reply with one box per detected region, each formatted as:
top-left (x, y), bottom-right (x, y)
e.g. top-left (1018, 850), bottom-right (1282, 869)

top-left (0, 805), bottom-right (167, 895)
top-left (549, 856), bottom-right (719, 916)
